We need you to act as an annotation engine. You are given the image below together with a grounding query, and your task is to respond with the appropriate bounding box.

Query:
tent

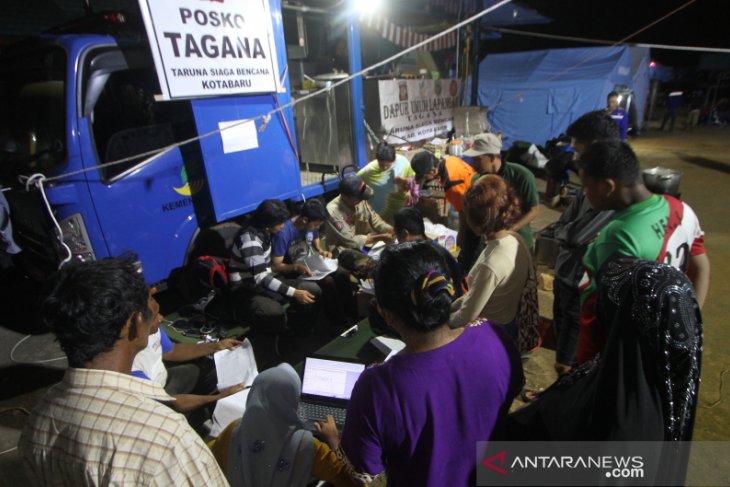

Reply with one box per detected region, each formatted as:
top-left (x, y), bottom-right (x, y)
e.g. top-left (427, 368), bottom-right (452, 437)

top-left (476, 46), bottom-right (651, 147)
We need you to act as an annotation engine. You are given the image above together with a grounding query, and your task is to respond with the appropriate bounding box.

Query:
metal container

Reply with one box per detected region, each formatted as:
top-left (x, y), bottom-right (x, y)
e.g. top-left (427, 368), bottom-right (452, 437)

top-left (448, 140), bottom-right (464, 156)
top-left (642, 167), bottom-right (682, 196)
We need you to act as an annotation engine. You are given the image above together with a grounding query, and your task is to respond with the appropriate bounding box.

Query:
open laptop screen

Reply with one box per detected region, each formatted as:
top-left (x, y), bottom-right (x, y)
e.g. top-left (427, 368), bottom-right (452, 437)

top-left (301, 357), bottom-right (365, 400)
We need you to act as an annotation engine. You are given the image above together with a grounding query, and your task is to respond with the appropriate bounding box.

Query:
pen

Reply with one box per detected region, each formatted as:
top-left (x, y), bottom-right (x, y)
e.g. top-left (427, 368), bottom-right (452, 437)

top-left (341, 324), bottom-right (358, 338)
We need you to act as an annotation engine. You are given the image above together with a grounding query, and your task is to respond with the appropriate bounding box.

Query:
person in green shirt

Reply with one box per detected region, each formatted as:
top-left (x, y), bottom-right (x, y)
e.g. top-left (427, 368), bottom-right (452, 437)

top-left (576, 139), bottom-right (710, 364)
top-left (357, 142), bottom-right (415, 224)
top-left (458, 132), bottom-right (540, 273)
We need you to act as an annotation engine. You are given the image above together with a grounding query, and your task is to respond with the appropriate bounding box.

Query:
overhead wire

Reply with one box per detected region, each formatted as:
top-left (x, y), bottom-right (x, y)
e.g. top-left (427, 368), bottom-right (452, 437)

top-left (486, 0), bottom-right (699, 112)
top-left (29, 0), bottom-right (700, 186)
top-left (24, 0), bottom-right (515, 186)
top-left (489, 26), bottom-right (730, 54)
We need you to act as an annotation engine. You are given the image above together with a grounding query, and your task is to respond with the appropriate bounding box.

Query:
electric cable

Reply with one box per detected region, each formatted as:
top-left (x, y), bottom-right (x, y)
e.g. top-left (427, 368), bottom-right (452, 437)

top-left (487, 0), bottom-right (699, 112)
top-left (19, 0), bottom-right (515, 186)
top-left (10, 0), bottom-right (700, 187)
top-left (10, 334), bottom-right (67, 365)
top-left (20, 174), bottom-right (72, 269)
top-left (489, 26), bottom-right (730, 54)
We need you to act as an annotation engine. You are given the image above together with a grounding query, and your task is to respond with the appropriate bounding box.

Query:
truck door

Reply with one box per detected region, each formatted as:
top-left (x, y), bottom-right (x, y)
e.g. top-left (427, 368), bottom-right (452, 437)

top-left (78, 47), bottom-right (202, 284)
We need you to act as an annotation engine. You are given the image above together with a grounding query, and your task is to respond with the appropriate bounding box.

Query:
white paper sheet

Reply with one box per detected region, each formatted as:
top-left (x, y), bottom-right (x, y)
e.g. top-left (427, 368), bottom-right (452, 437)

top-left (210, 339), bottom-right (258, 438)
top-left (367, 240), bottom-right (387, 261)
top-left (298, 254), bottom-right (338, 281)
top-left (219, 119), bottom-right (259, 154)
top-left (359, 278), bottom-right (375, 295)
top-left (209, 388), bottom-right (250, 438)
top-left (370, 335), bottom-right (406, 361)
top-left (214, 338), bottom-right (258, 389)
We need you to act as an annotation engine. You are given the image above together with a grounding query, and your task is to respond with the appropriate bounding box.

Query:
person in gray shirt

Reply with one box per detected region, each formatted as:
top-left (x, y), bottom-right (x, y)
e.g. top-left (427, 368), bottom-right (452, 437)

top-left (553, 111), bottom-right (619, 377)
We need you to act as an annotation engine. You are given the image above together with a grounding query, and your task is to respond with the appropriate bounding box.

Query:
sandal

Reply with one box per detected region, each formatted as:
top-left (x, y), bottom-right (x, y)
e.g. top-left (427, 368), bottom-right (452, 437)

top-left (520, 388), bottom-right (543, 403)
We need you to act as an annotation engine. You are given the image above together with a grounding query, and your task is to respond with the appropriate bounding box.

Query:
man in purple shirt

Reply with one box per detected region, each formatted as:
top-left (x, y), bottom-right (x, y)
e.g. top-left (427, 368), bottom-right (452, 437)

top-left (606, 91), bottom-right (629, 140)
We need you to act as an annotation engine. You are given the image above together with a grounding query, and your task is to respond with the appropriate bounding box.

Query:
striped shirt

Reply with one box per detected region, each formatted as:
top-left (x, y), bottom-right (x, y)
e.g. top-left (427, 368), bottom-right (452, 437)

top-left (18, 368), bottom-right (228, 486)
top-left (228, 228), bottom-right (295, 297)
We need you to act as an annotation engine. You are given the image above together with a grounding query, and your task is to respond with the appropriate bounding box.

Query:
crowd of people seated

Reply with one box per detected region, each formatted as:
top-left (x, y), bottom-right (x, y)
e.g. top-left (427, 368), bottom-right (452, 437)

top-left (18, 120), bottom-right (709, 486)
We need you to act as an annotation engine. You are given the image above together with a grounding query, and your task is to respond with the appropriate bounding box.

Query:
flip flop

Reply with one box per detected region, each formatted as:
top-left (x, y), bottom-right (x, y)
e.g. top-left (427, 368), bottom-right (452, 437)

top-left (520, 388), bottom-right (543, 402)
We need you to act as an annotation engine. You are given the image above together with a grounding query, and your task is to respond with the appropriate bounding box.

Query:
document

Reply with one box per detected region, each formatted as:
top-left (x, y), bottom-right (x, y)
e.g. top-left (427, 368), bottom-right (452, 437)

top-left (213, 338), bottom-right (258, 389)
top-left (210, 340), bottom-right (258, 437)
top-left (298, 253), bottom-right (338, 281)
top-left (219, 119), bottom-right (258, 154)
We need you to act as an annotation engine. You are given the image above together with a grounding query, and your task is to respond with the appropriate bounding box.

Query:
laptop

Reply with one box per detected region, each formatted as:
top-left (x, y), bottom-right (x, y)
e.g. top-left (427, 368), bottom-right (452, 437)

top-left (298, 356), bottom-right (366, 429)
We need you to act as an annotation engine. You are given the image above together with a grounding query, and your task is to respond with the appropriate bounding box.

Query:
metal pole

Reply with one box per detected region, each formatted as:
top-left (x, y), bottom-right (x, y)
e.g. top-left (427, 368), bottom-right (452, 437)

top-left (455, 0), bottom-right (463, 79)
top-left (648, 79), bottom-right (658, 122)
top-left (470, 20), bottom-right (480, 105)
top-left (348, 16), bottom-right (367, 168)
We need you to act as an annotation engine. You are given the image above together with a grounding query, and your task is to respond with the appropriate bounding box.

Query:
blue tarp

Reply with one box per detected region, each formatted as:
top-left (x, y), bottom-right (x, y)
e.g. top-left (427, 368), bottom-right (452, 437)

top-left (476, 46), bottom-right (651, 146)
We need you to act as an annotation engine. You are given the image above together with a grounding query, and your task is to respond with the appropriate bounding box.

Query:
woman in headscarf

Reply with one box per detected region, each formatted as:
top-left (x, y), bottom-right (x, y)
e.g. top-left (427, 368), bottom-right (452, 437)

top-left (508, 256), bottom-right (702, 483)
top-left (315, 242), bottom-right (523, 486)
top-left (210, 363), bottom-right (358, 487)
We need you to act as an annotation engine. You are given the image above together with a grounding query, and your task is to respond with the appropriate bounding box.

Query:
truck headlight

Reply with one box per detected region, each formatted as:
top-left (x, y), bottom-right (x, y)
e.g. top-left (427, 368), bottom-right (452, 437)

top-left (59, 213), bottom-right (96, 263)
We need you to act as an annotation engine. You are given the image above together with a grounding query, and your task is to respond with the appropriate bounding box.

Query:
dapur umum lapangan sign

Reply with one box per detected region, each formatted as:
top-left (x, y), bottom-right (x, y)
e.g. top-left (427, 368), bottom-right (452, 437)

top-left (379, 79), bottom-right (461, 142)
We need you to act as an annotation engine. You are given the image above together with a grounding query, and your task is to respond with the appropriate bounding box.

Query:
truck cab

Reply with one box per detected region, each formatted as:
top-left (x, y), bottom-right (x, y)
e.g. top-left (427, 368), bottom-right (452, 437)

top-left (0, 2), bottom-right (353, 285)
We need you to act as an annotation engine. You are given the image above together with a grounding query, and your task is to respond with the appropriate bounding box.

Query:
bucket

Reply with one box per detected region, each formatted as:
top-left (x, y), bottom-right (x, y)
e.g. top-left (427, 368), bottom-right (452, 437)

top-left (642, 167), bottom-right (682, 196)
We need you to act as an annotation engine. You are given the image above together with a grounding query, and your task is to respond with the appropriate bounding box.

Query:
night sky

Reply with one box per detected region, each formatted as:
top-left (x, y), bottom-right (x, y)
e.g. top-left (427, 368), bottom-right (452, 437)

top-left (490, 0), bottom-right (730, 66)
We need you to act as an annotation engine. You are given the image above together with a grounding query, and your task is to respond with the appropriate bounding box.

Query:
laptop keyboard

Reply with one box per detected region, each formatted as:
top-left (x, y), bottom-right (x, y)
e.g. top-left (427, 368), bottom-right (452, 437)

top-left (298, 402), bottom-right (347, 425)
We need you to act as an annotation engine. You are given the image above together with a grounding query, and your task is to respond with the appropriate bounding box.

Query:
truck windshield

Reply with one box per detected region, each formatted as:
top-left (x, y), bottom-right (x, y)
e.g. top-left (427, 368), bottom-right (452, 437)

top-left (0, 46), bottom-right (67, 179)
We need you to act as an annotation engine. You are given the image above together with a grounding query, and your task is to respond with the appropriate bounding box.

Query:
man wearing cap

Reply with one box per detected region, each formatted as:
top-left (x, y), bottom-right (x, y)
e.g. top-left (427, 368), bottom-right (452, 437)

top-left (410, 151), bottom-right (476, 247)
top-left (325, 175), bottom-right (393, 276)
top-left (457, 132), bottom-right (539, 273)
top-left (410, 151), bottom-right (476, 216)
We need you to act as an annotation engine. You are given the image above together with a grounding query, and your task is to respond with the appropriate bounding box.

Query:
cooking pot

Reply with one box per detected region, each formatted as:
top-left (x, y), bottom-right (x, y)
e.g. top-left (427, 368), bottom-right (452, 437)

top-left (313, 72), bottom-right (349, 88)
top-left (448, 140), bottom-right (464, 157)
top-left (642, 167), bottom-right (682, 196)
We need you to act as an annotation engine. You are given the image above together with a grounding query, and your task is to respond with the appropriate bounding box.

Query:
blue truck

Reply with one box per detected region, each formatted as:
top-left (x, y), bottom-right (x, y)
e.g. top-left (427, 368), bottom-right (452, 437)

top-left (0, 2), bottom-right (367, 286)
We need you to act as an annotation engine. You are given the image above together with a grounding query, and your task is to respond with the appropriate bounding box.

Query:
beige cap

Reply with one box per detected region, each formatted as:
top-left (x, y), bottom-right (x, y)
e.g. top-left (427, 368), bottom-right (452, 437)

top-left (463, 133), bottom-right (502, 157)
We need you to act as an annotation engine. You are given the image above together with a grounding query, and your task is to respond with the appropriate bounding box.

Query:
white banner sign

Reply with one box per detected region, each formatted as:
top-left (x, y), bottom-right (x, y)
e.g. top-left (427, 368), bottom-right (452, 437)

top-left (379, 79), bottom-right (461, 142)
top-left (137, 0), bottom-right (280, 99)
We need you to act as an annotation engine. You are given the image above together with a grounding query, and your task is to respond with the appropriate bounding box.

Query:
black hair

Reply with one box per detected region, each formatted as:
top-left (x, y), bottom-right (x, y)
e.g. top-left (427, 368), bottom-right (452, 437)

top-left (300, 198), bottom-right (328, 222)
top-left (578, 139), bottom-right (642, 184)
top-left (41, 258), bottom-right (150, 368)
top-left (607, 91), bottom-right (619, 100)
top-left (393, 207), bottom-right (425, 238)
top-left (375, 141), bottom-right (396, 163)
top-left (410, 151), bottom-right (438, 182)
top-left (250, 199), bottom-right (290, 229)
top-left (566, 110), bottom-right (619, 146)
top-left (374, 242), bottom-right (453, 333)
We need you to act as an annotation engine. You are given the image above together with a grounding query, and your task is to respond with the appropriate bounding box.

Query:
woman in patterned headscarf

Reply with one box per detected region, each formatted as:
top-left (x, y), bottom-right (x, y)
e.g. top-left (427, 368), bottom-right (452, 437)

top-left (509, 255), bottom-right (702, 483)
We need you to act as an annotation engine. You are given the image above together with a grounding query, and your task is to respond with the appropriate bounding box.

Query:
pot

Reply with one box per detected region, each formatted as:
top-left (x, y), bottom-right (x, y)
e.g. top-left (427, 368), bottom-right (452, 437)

top-left (642, 167), bottom-right (682, 196)
top-left (448, 140), bottom-right (464, 157)
top-left (313, 72), bottom-right (349, 89)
